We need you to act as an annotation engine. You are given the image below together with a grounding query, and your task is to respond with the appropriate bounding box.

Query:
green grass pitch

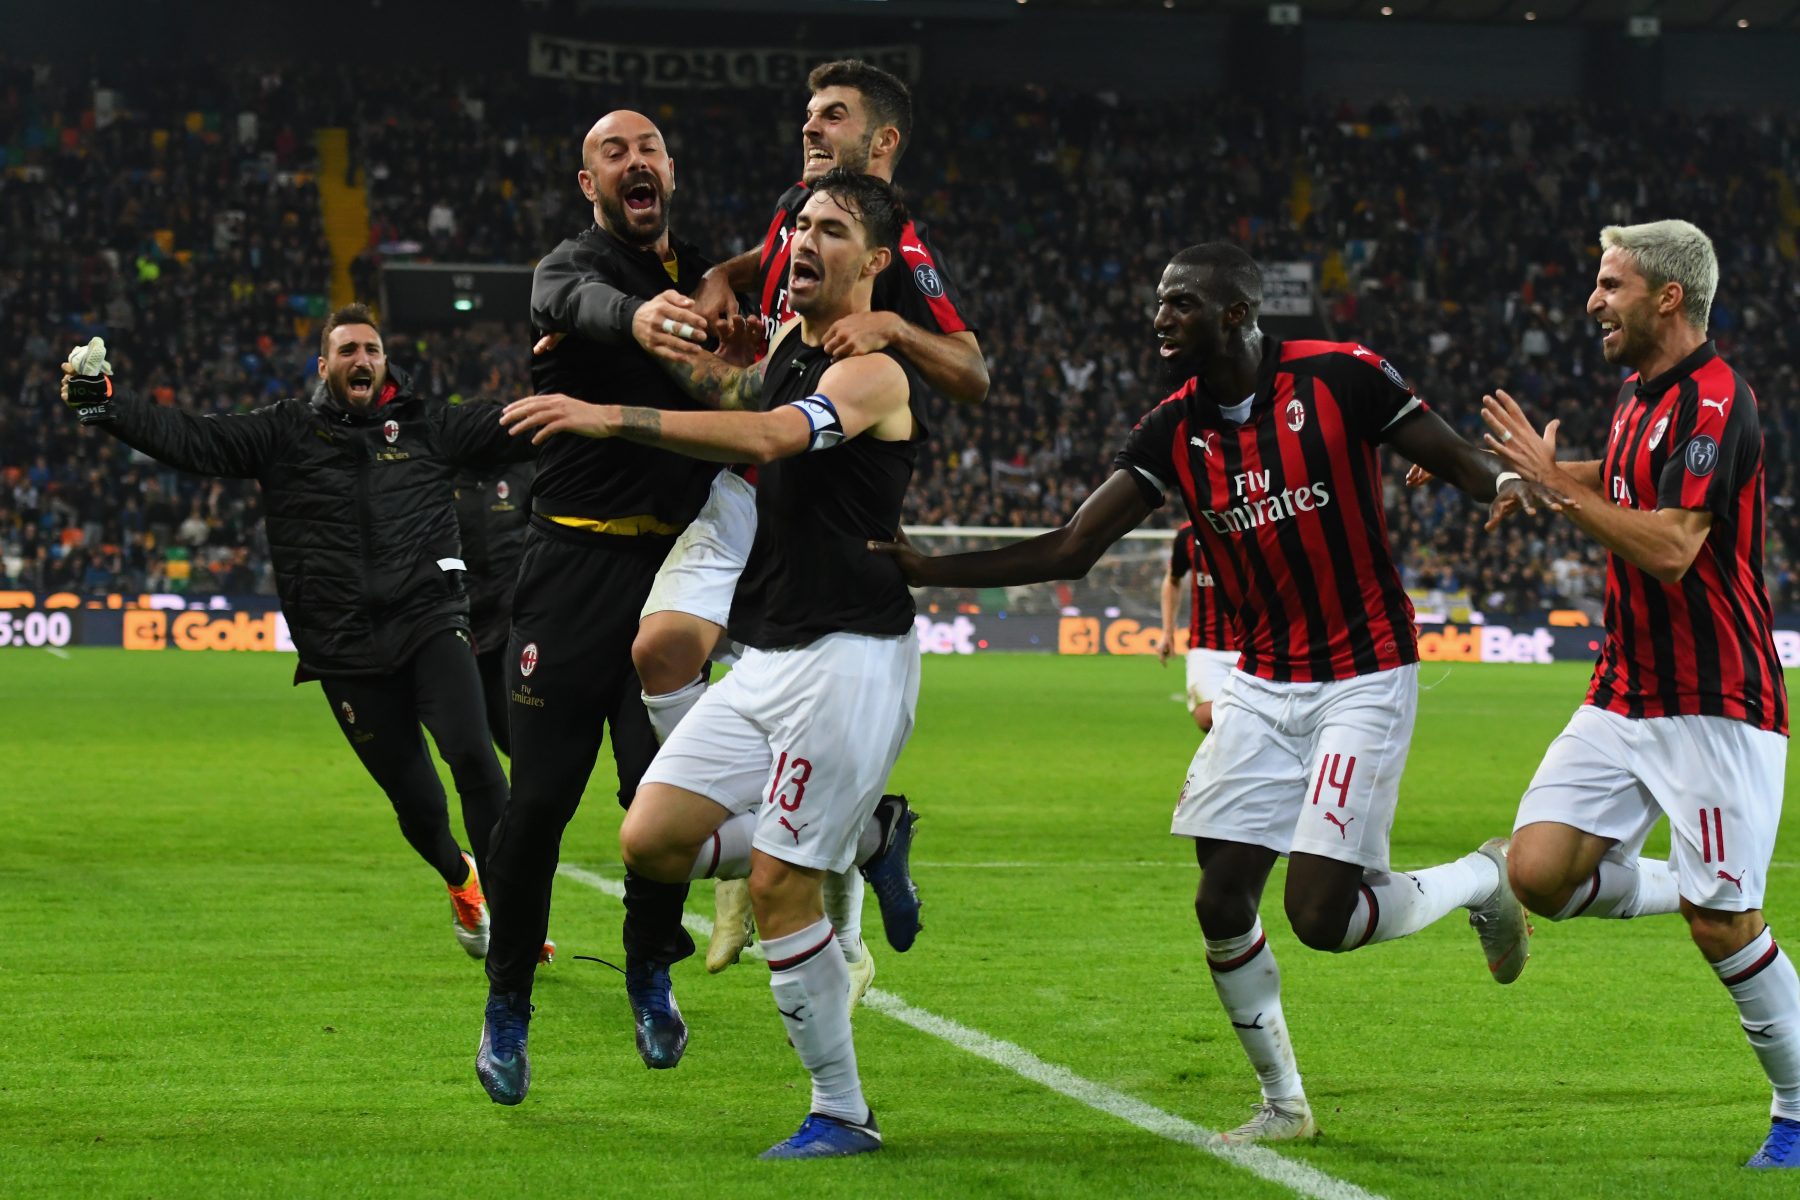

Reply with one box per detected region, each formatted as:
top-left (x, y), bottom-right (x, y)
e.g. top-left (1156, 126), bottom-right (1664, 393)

top-left (5, 649), bottom-right (1799, 1198)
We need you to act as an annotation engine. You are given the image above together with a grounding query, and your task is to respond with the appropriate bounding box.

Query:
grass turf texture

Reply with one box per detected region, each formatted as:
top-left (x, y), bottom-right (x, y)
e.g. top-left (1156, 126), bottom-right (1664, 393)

top-left (4, 649), bottom-right (1797, 1198)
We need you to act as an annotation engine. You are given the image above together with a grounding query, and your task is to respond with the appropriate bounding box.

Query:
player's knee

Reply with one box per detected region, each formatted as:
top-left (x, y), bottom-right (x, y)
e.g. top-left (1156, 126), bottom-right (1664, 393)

top-left (618, 805), bottom-right (683, 882)
top-left (1685, 904), bottom-right (1762, 962)
top-left (748, 856), bottom-right (823, 939)
top-left (1506, 851), bottom-right (1573, 918)
top-left (632, 626), bottom-right (704, 697)
top-left (1284, 893), bottom-right (1353, 952)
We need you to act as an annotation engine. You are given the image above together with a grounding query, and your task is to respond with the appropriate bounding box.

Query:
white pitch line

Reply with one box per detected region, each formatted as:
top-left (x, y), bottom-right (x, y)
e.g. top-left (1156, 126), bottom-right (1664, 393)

top-left (554, 862), bottom-right (1384, 1200)
top-left (44, 646), bottom-right (70, 659)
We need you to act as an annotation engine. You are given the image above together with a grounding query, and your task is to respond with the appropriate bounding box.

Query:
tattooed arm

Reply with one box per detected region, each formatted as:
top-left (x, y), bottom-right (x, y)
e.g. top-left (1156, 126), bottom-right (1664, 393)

top-left (646, 315), bottom-right (784, 412)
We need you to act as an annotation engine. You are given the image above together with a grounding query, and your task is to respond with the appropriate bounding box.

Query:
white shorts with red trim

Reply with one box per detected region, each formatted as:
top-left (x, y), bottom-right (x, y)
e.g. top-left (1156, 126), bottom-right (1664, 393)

top-left (640, 469), bottom-right (758, 629)
top-left (641, 631), bottom-right (920, 872)
top-left (1185, 647), bottom-right (1239, 709)
top-left (1171, 663), bottom-right (1418, 871)
top-left (1514, 704), bottom-right (1787, 911)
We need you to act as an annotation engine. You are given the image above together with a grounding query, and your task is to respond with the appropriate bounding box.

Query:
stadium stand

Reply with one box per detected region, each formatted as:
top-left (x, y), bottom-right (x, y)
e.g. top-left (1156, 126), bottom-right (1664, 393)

top-left (4, 61), bottom-right (1796, 613)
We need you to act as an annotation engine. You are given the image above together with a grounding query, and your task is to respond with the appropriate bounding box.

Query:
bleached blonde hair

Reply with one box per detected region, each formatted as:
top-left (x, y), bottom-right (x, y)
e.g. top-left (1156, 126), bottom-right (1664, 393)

top-left (1599, 219), bottom-right (1718, 332)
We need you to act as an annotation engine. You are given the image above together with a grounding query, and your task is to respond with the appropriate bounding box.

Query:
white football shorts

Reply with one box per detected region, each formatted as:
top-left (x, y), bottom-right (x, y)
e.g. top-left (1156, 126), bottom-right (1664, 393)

top-left (1185, 647), bottom-right (1239, 709)
top-left (641, 630), bottom-right (920, 872)
top-left (1514, 704), bottom-right (1787, 912)
top-left (1172, 662), bottom-right (1419, 871)
top-left (640, 469), bottom-right (758, 628)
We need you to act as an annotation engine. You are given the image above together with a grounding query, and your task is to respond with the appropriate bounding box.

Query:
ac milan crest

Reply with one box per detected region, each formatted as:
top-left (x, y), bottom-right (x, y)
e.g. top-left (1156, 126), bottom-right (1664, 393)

top-left (495, 480), bottom-right (510, 500)
top-left (1647, 415), bottom-right (1669, 450)
top-left (383, 419), bottom-right (399, 444)
top-left (519, 641), bottom-right (540, 677)
top-left (1286, 395), bottom-right (1306, 432)
top-left (340, 701), bottom-right (356, 725)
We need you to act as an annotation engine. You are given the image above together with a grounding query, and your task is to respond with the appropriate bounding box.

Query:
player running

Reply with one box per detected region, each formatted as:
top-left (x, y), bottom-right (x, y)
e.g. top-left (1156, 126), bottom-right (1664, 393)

top-left (505, 169), bottom-right (926, 1159)
top-left (1480, 220), bottom-right (1798, 1170)
top-left (1158, 520), bottom-right (1238, 732)
top-left (872, 242), bottom-right (1556, 1143)
top-left (635, 59), bottom-right (985, 989)
top-left (58, 312), bottom-right (532, 961)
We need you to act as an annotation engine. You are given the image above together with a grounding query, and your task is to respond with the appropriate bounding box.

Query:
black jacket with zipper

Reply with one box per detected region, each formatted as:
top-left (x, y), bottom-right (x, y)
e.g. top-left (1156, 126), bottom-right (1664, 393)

top-left (103, 367), bottom-right (534, 679)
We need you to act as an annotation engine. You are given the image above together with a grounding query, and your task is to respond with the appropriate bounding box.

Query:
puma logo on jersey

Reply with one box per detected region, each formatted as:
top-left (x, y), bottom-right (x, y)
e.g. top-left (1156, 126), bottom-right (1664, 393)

top-left (1190, 431), bottom-right (1218, 457)
top-left (1701, 397), bottom-right (1729, 416)
top-left (900, 243), bottom-right (927, 255)
top-left (1352, 346), bottom-right (1376, 359)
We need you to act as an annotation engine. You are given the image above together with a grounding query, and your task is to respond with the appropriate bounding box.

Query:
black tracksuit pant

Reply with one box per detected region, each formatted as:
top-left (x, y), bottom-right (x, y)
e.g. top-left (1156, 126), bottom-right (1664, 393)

top-left (484, 521), bottom-right (695, 1000)
top-left (475, 643), bottom-right (511, 757)
top-left (320, 627), bottom-right (508, 885)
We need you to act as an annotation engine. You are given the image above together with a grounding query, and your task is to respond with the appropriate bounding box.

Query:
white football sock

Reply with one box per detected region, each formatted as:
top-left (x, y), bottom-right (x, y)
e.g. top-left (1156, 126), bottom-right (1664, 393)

top-left (643, 675), bottom-right (707, 744)
top-left (1205, 918), bottom-right (1304, 1103)
top-left (824, 871), bottom-right (866, 962)
top-left (765, 917), bottom-right (866, 1123)
top-left (1338, 853), bottom-right (1499, 950)
top-left (687, 813), bottom-right (753, 881)
top-left (1713, 927), bottom-right (1800, 1121)
top-left (1552, 858), bottom-right (1680, 920)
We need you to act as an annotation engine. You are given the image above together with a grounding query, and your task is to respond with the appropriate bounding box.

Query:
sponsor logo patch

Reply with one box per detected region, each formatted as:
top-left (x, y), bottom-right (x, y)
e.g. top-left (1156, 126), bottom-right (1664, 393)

top-left (912, 264), bottom-right (944, 298)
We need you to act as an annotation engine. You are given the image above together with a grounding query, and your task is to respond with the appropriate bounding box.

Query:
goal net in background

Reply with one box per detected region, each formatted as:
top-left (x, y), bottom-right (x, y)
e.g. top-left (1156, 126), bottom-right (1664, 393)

top-left (901, 525), bottom-right (1179, 656)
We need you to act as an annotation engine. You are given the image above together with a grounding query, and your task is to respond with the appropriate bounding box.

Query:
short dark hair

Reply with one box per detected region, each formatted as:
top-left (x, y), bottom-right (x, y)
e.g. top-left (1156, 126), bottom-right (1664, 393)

top-left (807, 59), bottom-right (913, 169)
top-left (809, 167), bottom-right (909, 253)
top-left (319, 302), bottom-right (382, 357)
top-left (1169, 242), bottom-right (1264, 310)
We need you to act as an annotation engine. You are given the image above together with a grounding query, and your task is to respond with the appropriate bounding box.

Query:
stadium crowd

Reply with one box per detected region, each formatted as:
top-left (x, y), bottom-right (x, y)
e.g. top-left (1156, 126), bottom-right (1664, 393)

top-left (4, 60), bottom-right (1797, 615)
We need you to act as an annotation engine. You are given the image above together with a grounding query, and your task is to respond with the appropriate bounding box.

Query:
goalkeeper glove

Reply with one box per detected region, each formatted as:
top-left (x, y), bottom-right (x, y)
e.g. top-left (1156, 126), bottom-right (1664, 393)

top-left (64, 336), bottom-right (116, 424)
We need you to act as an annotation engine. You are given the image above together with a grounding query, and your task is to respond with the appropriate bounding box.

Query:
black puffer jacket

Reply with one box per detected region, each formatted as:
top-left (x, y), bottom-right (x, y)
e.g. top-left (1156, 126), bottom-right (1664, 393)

top-left (105, 368), bottom-right (533, 678)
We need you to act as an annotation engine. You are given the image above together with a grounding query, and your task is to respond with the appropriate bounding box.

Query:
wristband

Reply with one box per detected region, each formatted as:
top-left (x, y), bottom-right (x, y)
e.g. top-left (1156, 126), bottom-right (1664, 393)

top-left (1494, 471), bottom-right (1522, 489)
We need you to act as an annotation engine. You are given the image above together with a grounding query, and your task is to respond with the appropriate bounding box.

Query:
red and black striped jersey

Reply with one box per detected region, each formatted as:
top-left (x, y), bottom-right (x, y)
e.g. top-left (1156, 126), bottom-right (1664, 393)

top-left (1169, 522), bottom-right (1237, 652)
top-left (1117, 339), bottom-right (1424, 683)
top-left (753, 180), bottom-right (971, 345)
top-left (1585, 342), bottom-right (1786, 735)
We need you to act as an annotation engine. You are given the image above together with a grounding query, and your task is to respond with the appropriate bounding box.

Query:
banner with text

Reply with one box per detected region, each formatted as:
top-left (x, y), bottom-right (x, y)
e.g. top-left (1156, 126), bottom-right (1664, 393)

top-left (527, 36), bottom-right (920, 88)
top-left (1261, 261), bottom-right (1315, 317)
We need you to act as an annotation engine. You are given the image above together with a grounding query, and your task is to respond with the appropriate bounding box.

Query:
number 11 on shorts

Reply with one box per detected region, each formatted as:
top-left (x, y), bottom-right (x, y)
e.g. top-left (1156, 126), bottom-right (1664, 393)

top-left (1699, 806), bottom-right (1725, 863)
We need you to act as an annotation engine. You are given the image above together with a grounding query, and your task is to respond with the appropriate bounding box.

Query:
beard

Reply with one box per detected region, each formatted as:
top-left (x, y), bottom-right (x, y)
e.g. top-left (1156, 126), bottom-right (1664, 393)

top-left (599, 180), bottom-right (672, 247)
top-left (806, 131), bottom-right (873, 181)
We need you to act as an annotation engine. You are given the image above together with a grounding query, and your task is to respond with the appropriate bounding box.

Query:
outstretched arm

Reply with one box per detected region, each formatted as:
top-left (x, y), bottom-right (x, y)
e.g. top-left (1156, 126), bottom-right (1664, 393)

top-left (870, 470), bottom-right (1155, 588)
top-left (500, 351), bottom-right (908, 465)
top-left (1482, 391), bottom-right (1710, 583)
top-left (1159, 570), bottom-right (1184, 666)
top-left (1386, 405), bottom-right (1573, 530)
top-left (62, 365), bottom-right (278, 479)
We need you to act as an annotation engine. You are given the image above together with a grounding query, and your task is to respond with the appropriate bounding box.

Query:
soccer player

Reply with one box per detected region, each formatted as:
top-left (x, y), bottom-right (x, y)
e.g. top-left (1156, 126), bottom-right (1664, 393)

top-left (871, 242), bottom-right (1553, 1142)
top-left (505, 170), bottom-right (925, 1159)
top-left (640, 60), bottom-right (985, 987)
top-left (57, 311), bottom-right (530, 960)
top-left (1158, 520), bottom-right (1238, 732)
top-left (1479, 220), bottom-right (1798, 1169)
top-left (452, 461), bottom-right (534, 755)
top-left (475, 110), bottom-right (721, 1100)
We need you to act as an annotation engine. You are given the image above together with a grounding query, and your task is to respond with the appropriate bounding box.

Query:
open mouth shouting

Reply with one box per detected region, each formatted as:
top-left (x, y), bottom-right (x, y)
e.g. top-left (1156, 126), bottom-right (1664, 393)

top-left (1597, 316), bottom-right (1623, 352)
top-left (622, 175), bottom-right (661, 218)
top-left (345, 366), bottom-right (376, 403)
top-left (789, 253), bottom-right (824, 297)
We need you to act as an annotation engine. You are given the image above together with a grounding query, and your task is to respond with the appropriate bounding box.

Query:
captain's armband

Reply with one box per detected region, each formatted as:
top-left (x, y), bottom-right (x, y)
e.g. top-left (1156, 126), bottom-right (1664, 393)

top-left (789, 394), bottom-right (846, 452)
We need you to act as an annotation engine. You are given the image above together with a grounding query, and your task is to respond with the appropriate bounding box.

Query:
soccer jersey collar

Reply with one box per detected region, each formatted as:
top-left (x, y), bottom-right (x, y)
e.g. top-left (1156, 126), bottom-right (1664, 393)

top-left (1635, 339), bottom-right (1717, 397)
top-left (1192, 335), bottom-right (1283, 423)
